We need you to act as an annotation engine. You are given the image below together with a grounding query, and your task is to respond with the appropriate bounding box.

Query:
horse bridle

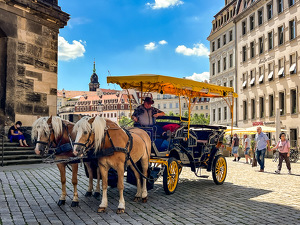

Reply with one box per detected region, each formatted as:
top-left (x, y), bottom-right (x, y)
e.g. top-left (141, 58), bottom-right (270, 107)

top-left (36, 124), bottom-right (69, 155)
top-left (73, 124), bottom-right (123, 156)
top-left (73, 129), bottom-right (94, 156)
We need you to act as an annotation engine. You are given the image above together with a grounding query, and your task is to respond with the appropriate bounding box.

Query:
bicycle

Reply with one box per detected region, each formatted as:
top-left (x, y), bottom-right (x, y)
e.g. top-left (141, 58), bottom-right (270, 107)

top-left (272, 149), bottom-right (279, 162)
top-left (290, 148), bottom-right (299, 163)
top-left (272, 148), bottom-right (298, 163)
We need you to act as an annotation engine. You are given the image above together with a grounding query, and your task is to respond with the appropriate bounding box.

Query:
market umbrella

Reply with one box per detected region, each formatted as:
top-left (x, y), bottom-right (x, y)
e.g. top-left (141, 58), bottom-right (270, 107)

top-left (245, 126), bottom-right (279, 133)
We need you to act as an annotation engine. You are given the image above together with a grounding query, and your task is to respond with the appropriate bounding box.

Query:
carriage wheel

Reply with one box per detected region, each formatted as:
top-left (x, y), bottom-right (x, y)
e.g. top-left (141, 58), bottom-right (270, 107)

top-left (212, 155), bottom-right (227, 185)
top-left (163, 157), bottom-right (179, 195)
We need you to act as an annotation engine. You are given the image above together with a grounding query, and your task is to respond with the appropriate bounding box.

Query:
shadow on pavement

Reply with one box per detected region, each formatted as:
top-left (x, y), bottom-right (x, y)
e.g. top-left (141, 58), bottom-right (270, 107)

top-left (1, 166), bottom-right (300, 224)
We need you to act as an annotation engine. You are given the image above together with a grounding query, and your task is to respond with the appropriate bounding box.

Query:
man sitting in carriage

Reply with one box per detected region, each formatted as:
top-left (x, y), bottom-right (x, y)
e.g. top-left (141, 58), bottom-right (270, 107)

top-left (131, 97), bottom-right (165, 127)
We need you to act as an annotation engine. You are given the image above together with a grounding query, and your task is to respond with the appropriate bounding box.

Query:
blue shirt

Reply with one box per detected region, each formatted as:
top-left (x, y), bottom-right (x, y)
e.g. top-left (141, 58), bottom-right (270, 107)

top-left (255, 132), bottom-right (269, 150)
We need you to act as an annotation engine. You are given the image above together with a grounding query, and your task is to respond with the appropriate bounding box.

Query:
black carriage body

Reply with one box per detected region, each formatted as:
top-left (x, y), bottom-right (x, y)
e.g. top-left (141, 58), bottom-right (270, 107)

top-left (136, 116), bottom-right (226, 172)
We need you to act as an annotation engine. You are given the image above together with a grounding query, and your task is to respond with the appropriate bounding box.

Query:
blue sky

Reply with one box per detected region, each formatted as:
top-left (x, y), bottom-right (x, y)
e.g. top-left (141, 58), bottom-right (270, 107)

top-left (57, 0), bottom-right (224, 91)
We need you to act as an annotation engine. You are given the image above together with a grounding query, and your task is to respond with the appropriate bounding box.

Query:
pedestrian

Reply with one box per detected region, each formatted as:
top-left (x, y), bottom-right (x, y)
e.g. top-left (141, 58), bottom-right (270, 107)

top-left (254, 127), bottom-right (271, 172)
top-left (231, 133), bottom-right (240, 161)
top-left (272, 132), bottom-right (292, 175)
top-left (243, 134), bottom-right (252, 164)
top-left (8, 121), bottom-right (29, 147)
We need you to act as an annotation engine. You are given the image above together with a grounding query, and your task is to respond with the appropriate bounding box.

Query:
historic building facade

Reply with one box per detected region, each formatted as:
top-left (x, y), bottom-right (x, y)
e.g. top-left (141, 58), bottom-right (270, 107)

top-left (0, 0), bottom-right (69, 126)
top-left (207, 0), bottom-right (238, 126)
top-left (235, 0), bottom-right (300, 146)
top-left (57, 64), bottom-right (139, 123)
top-left (152, 93), bottom-right (210, 118)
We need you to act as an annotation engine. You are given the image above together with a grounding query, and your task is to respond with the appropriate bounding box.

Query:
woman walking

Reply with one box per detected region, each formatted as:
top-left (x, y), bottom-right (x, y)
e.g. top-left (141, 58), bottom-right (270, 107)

top-left (272, 132), bottom-right (291, 175)
top-left (243, 134), bottom-right (252, 164)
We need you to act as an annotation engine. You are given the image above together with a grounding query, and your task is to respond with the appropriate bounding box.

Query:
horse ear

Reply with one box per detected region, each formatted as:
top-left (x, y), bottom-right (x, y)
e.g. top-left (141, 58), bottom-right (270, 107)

top-left (88, 117), bottom-right (95, 124)
top-left (47, 116), bottom-right (53, 124)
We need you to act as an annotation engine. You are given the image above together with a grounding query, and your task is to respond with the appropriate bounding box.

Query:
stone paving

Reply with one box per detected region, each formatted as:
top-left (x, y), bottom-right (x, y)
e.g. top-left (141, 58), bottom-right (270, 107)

top-left (1, 157), bottom-right (300, 225)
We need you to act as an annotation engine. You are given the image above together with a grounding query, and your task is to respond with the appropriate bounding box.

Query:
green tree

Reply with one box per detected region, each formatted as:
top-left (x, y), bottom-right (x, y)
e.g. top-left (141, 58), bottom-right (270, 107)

top-left (184, 111), bottom-right (189, 118)
top-left (118, 116), bottom-right (133, 127)
top-left (191, 113), bottom-right (210, 125)
top-left (168, 111), bottom-right (174, 116)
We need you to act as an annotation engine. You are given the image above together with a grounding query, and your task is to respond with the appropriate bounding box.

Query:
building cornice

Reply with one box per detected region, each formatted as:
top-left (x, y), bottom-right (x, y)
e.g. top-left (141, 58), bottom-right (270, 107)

top-left (234, 0), bottom-right (263, 22)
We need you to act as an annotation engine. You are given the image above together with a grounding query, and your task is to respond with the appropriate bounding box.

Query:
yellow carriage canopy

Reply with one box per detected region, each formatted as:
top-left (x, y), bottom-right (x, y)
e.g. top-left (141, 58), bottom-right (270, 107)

top-left (107, 74), bottom-right (238, 98)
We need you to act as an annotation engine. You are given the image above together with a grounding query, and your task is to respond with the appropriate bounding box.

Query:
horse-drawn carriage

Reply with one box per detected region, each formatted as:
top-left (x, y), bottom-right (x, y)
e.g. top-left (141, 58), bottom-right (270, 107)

top-left (32, 74), bottom-right (237, 213)
top-left (107, 74), bottom-right (237, 194)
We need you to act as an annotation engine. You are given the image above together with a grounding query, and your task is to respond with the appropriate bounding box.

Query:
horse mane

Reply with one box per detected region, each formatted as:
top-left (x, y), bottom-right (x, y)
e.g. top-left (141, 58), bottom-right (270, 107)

top-left (93, 116), bottom-right (107, 151)
top-left (32, 117), bottom-right (49, 141)
top-left (31, 116), bottom-right (64, 141)
top-left (51, 116), bottom-right (63, 139)
top-left (73, 116), bottom-right (91, 134)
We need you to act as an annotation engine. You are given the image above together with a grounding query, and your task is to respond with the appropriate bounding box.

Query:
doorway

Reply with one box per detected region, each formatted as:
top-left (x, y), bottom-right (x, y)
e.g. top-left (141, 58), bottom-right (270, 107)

top-left (290, 128), bottom-right (298, 148)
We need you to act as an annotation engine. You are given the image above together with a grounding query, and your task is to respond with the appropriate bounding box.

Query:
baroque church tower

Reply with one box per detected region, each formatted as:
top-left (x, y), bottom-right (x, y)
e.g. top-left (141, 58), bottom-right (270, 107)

top-left (89, 61), bottom-right (100, 91)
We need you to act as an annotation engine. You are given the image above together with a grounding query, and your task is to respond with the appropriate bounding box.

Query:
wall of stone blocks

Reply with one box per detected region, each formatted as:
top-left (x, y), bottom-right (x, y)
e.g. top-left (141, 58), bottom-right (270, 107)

top-left (0, 1), bottom-right (68, 127)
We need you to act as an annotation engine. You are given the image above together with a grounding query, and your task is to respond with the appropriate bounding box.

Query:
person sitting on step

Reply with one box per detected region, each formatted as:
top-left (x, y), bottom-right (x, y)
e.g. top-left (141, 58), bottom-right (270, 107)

top-left (8, 121), bottom-right (29, 147)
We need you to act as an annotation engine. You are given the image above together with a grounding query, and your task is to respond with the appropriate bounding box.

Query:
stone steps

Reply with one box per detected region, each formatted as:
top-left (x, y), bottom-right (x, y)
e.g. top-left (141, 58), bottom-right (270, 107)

top-left (0, 141), bottom-right (43, 166)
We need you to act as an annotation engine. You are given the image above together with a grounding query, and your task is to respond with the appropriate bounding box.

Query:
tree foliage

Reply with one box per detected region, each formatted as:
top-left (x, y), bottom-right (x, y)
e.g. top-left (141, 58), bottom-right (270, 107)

top-left (191, 113), bottom-right (210, 125)
top-left (118, 116), bottom-right (134, 127)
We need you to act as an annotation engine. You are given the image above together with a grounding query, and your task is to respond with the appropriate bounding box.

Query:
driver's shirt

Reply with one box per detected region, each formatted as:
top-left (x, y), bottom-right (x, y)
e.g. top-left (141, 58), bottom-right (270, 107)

top-left (132, 105), bottom-right (162, 126)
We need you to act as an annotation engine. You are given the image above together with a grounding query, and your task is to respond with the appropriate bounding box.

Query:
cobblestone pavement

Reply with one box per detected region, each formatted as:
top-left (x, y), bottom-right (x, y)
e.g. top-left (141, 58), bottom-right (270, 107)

top-left (1, 157), bottom-right (300, 225)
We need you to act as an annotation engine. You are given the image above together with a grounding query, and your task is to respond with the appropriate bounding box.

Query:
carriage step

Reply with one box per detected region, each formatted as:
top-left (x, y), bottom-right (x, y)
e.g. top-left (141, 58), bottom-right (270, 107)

top-left (199, 175), bottom-right (209, 178)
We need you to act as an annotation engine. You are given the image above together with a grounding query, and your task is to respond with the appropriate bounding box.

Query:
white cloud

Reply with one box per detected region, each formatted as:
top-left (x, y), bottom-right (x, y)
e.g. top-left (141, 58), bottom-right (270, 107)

top-left (185, 72), bottom-right (210, 82)
top-left (144, 42), bottom-right (157, 50)
top-left (58, 36), bottom-right (86, 61)
top-left (159, 40), bottom-right (168, 45)
top-left (175, 43), bottom-right (209, 57)
top-left (146, 0), bottom-right (183, 9)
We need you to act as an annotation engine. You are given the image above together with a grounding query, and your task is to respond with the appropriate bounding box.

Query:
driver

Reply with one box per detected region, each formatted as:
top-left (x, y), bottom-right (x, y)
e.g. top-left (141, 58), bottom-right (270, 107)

top-left (131, 97), bottom-right (165, 126)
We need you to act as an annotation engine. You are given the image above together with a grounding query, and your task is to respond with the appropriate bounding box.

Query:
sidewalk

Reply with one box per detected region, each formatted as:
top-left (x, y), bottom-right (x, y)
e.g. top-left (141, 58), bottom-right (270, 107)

top-left (1, 158), bottom-right (300, 224)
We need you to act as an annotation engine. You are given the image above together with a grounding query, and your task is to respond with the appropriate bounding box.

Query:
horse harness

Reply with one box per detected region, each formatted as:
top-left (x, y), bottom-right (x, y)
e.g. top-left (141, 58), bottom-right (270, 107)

top-left (75, 127), bottom-right (134, 160)
top-left (36, 123), bottom-right (73, 156)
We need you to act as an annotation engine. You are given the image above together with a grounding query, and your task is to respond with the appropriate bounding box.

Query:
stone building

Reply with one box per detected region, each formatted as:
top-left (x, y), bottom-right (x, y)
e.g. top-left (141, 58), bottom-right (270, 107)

top-left (235, 0), bottom-right (300, 146)
top-left (0, 0), bottom-right (69, 127)
top-left (152, 93), bottom-right (210, 119)
top-left (207, 0), bottom-right (238, 126)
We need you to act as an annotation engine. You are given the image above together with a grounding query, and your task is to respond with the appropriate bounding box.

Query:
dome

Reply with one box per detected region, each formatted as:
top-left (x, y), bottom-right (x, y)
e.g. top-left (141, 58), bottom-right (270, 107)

top-left (90, 73), bottom-right (98, 83)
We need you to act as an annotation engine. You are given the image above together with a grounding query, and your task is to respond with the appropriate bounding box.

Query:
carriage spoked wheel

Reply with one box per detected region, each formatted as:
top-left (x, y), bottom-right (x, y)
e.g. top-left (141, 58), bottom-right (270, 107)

top-left (212, 155), bottom-right (227, 185)
top-left (163, 157), bottom-right (179, 195)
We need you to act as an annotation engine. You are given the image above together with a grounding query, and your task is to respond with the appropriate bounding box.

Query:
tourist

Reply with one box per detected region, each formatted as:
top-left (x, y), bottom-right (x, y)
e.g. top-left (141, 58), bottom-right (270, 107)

top-left (254, 127), bottom-right (271, 172)
top-left (131, 97), bottom-right (165, 126)
top-left (272, 132), bottom-right (291, 175)
top-left (243, 134), bottom-right (252, 164)
top-left (8, 121), bottom-right (29, 147)
top-left (231, 133), bottom-right (240, 161)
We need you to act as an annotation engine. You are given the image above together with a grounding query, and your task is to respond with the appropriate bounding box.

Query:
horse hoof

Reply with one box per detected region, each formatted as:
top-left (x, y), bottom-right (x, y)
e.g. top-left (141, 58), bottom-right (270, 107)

top-left (142, 197), bottom-right (148, 203)
top-left (57, 200), bottom-right (65, 206)
top-left (85, 191), bottom-right (92, 197)
top-left (71, 201), bottom-right (79, 207)
top-left (117, 208), bottom-right (125, 214)
top-left (97, 207), bottom-right (106, 213)
top-left (134, 197), bottom-right (141, 202)
top-left (93, 192), bottom-right (100, 199)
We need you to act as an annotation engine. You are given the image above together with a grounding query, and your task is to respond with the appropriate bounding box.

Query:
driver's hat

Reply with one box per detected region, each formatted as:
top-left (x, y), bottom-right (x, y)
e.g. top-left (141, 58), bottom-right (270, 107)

top-left (144, 97), bottom-right (154, 104)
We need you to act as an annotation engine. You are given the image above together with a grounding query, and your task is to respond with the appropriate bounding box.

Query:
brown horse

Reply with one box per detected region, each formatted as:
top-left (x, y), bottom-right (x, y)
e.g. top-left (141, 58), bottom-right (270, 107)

top-left (32, 116), bottom-right (101, 206)
top-left (73, 116), bottom-right (151, 214)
